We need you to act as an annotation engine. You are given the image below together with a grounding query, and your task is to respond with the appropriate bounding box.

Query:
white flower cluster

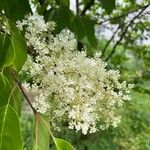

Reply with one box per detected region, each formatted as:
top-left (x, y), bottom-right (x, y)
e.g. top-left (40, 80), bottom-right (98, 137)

top-left (17, 13), bottom-right (133, 135)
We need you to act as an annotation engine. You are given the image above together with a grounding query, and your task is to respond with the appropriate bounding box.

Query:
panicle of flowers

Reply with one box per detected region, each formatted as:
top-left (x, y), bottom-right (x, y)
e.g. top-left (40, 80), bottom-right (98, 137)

top-left (17, 13), bottom-right (133, 135)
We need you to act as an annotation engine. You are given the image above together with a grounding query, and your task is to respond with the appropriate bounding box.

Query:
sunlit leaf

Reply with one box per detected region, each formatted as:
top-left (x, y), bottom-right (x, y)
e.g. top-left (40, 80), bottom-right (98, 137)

top-left (0, 72), bottom-right (21, 115)
top-left (0, 105), bottom-right (23, 150)
top-left (0, 73), bottom-right (11, 107)
top-left (54, 138), bottom-right (75, 150)
top-left (32, 114), bottom-right (50, 150)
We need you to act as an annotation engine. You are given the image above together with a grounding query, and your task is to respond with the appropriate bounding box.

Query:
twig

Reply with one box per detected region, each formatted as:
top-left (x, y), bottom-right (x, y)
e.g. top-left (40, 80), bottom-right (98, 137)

top-left (38, 0), bottom-right (45, 6)
top-left (76, 0), bottom-right (80, 14)
top-left (81, 0), bottom-right (95, 16)
top-left (98, 4), bottom-right (150, 25)
top-left (102, 25), bottom-right (121, 57)
top-left (75, 0), bottom-right (84, 51)
top-left (105, 4), bottom-right (149, 61)
top-left (11, 68), bottom-right (37, 113)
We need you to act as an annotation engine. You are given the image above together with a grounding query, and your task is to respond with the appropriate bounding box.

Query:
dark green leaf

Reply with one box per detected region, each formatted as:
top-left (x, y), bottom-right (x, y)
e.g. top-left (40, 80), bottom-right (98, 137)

top-left (47, 7), bottom-right (97, 50)
top-left (100, 0), bottom-right (116, 14)
top-left (47, 7), bottom-right (74, 33)
top-left (129, 0), bottom-right (135, 4)
top-left (0, 105), bottom-right (23, 150)
top-left (0, 73), bottom-right (11, 107)
top-left (0, 25), bottom-right (27, 71)
top-left (54, 138), bottom-right (75, 150)
top-left (0, 72), bottom-right (21, 115)
top-left (0, 0), bottom-right (31, 21)
top-left (11, 33), bottom-right (27, 71)
top-left (56, 0), bottom-right (70, 7)
top-left (7, 19), bottom-right (27, 71)
top-left (72, 16), bottom-right (97, 50)
top-left (0, 34), bottom-right (15, 70)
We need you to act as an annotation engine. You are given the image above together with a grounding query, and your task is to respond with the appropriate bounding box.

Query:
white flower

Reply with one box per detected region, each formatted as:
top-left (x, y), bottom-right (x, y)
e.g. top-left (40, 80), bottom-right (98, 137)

top-left (18, 13), bottom-right (133, 135)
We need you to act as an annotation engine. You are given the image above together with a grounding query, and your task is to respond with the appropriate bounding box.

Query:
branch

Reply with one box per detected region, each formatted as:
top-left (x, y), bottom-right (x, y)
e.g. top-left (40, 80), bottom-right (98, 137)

top-left (38, 0), bottom-right (48, 16)
top-left (38, 0), bottom-right (45, 6)
top-left (98, 4), bottom-right (150, 25)
top-left (76, 0), bottom-right (84, 50)
top-left (105, 4), bottom-right (149, 61)
top-left (76, 0), bottom-right (80, 14)
top-left (81, 0), bottom-right (95, 16)
top-left (11, 68), bottom-right (37, 113)
top-left (102, 25), bottom-right (121, 57)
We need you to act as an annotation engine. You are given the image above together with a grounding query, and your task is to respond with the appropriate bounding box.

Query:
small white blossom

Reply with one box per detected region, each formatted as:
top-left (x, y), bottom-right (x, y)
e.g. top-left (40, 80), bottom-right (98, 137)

top-left (18, 13), bottom-right (133, 135)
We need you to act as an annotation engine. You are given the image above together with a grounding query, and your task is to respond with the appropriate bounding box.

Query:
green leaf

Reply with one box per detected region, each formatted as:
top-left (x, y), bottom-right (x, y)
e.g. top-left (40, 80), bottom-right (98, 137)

top-left (47, 7), bottom-right (74, 33)
top-left (0, 73), bottom-right (11, 107)
top-left (0, 0), bottom-right (31, 21)
top-left (47, 7), bottom-right (97, 50)
top-left (0, 28), bottom-right (27, 71)
top-left (32, 114), bottom-right (50, 150)
top-left (8, 20), bottom-right (27, 71)
top-left (129, 0), bottom-right (135, 4)
top-left (0, 72), bottom-right (21, 115)
top-left (11, 33), bottom-right (27, 71)
top-left (72, 16), bottom-right (97, 50)
top-left (0, 34), bottom-right (15, 70)
top-left (54, 138), bottom-right (75, 150)
top-left (99, 0), bottom-right (116, 14)
top-left (0, 105), bottom-right (23, 150)
top-left (56, 0), bottom-right (70, 7)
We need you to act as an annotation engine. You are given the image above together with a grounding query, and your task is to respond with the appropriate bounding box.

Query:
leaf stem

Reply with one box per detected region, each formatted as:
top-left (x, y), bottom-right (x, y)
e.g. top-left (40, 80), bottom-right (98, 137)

top-left (11, 68), bottom-right (37, 113)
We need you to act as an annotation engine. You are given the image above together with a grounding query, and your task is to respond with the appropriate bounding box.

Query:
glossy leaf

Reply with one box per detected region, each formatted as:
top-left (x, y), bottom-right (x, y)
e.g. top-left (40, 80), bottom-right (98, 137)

top-left (32, 114), bottom-right (50, 150)
top-left (8, 20), bottom-right (27, 71)
top-left (47, 7), bottom-right (74, 33)
top-left (72, 16), bottom-right (97, 50)
top-left (0, 32), bottom-right (27, 71)
top-left (11, 33), bottom-right (27, 71)
top-left (99, 0), bottom-right (116, 14)
top-left (0, 0), bottom-right (31, 21)
top-left (47, 7), bottom-right (97, 49)
top-left (0, 73), bottom-right (11, 107)
top-left (0, 34), bottom-right (15, 70)
top-left (0, 72), bottom-right (21, 115)
top-left (54, 138), bottom-right (75, 150)
top-left (0, 105), bottom-right (23, 150)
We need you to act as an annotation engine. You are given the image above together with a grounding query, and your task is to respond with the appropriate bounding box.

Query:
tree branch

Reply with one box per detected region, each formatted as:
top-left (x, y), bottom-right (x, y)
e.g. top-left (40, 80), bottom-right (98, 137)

top-left (75, 0), bottom-right (84, 51)
top-left (105, 4), bottom-right (149, 61)
top-left (98, 4), bottom-right (150, 25)
top-left (38, 0), bottom-right (46, 6)
top-left (11, 68), bottom-right (37, 113)
top-left (81, 0), bottom-right (95, 16)
top-left (76, 0), bottom-right (80, 14)
top-left (102, 25), bottom-right (121, 57)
